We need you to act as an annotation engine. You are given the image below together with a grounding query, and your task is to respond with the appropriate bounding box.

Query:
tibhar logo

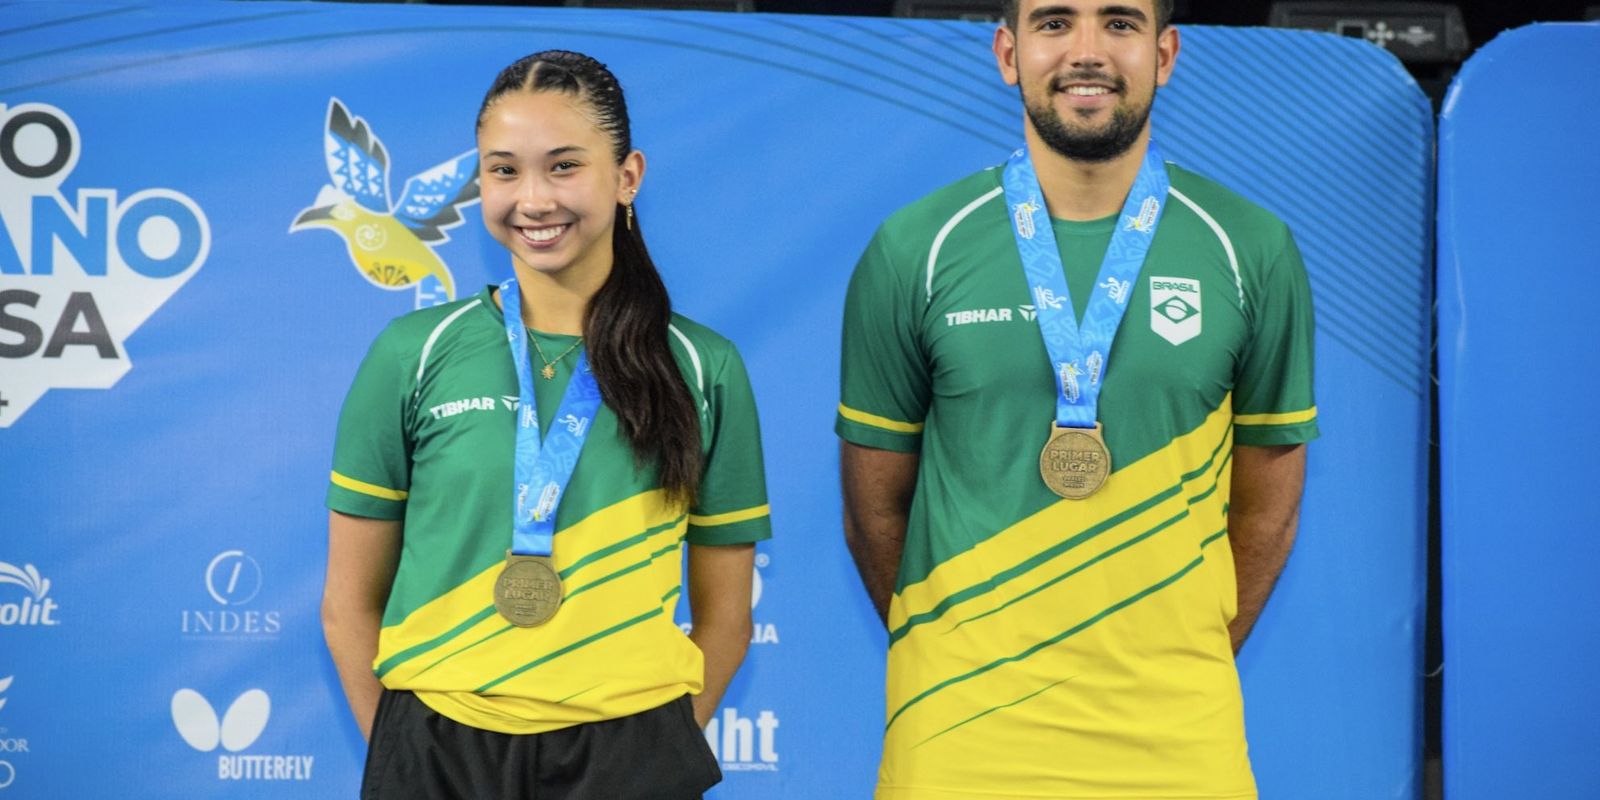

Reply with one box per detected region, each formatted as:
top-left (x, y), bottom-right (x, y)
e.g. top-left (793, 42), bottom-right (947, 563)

top-left (1149, 276), bottom-right (1201, 345)
top-left (429, 395), bottom-right (502, 420)
top-left (0, 561), bottom-right (59, 626)
top-left (290, 98), bottom-right (479, 310)
top-left (1018, 304), bottom-right (1037, 321)
top-left (170, 689), bottom-right (314, 781)
top-left (944, 308), bottom-right (1012, 327)
top-left (0, 103), bottom-right (210, 428)
top-left (181, 551), bottom-right (281, 639)
top-left (703, 708), bottom-right (779, 772)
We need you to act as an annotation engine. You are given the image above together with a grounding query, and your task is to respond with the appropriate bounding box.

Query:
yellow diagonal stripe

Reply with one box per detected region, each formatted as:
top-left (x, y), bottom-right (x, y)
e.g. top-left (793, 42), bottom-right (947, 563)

top-left (331, 470), bottom-right (408, 501)
top-left (838, 403), bottom-right (925, 434)
top-left (689, 504), bottom-right (770, 527)
top-left (888, 396), bottom-right (1234, 632)
top-left (1234, 406), bottom-right (1317, 426)
top-left (377, 490), bottom-right (682, 668)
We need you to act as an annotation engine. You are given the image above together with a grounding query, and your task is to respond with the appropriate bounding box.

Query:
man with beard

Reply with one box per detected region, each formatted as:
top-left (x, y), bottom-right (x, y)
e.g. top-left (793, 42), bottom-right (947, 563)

top-left (835, 0), bottom-right (1318, 797)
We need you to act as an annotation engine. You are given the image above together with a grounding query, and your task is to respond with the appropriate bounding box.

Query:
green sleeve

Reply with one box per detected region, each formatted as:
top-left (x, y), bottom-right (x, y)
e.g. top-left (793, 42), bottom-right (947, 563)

top-left (686, 345), bottom-right (772, 546)
top-left (835, 227), bottom-right (930, 453)
top-left (1234, 225), bottom-right (1320, 447)
top-left (326, 326), bottom-right (412, 519)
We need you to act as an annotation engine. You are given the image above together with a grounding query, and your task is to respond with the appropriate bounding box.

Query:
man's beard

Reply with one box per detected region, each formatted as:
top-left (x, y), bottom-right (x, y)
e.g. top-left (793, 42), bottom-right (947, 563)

top-left (1023, 73), bottom-right (1152, 164)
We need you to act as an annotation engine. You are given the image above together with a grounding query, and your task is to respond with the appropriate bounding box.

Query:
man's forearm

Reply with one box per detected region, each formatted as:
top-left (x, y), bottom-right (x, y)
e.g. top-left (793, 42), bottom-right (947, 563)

top-left (1226, 444), bottom-right (1307, 653)
top-left (840, 442), bottom-right (919, 625)
top-left (844, 516), bottom-right (907, 624)
top-left (1227, 509), bottom-right (1299, 652)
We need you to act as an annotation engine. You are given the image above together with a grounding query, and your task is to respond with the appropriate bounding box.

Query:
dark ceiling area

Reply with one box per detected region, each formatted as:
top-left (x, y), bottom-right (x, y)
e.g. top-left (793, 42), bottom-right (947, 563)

top-left (424, 0), bottom-right (1596, 53)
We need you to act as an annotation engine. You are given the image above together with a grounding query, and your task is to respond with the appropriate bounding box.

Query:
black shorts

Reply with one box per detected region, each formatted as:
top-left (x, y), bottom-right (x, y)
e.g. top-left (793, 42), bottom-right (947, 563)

top-left (361, 690), bottom-right (722, 800)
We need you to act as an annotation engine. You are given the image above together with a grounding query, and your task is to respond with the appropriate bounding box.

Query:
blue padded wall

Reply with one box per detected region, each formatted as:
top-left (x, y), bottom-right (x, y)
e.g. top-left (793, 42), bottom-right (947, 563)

top-left (1, 4), bottom-right (1430, 797)
top-left (1438, 22), bottom-right (1600, 800)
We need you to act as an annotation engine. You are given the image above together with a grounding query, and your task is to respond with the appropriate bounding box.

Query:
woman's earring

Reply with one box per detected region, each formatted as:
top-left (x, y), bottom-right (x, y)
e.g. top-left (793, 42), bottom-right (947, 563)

top-left (625, 203), bottom-right (634, 231)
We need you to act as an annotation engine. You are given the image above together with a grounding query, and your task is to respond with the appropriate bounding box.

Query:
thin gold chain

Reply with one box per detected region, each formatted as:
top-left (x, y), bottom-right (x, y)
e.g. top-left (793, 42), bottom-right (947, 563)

top-left (530, 334), bottom-right (584, 379)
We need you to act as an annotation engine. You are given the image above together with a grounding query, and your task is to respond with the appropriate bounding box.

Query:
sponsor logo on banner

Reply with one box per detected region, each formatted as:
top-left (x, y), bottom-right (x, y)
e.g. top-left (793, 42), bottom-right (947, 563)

top-left (170, 688), bottom-right (313, 781)
top-left (0, 562), bottom-right (60, 627)
top-left (0, 103), bottom-right (210, 428)
top-left (749, 552), bottom-right (777, 645)
top-left (1150, 276), bottom-right (1202, 345)
top-left (0, 674), bottom-right (28, 787)
top-left (704, 707), bottom-right (779, 772)
top-left (180, 551), bottom-right (281, 640)
top-left (290, 98), bottom-right (479, 310)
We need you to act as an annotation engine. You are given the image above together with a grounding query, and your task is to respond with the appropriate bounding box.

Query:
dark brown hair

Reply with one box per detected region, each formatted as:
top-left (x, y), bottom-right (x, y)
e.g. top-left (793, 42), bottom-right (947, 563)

top-left (1002, 0), bottom-right (1174, 31)
top-left (479, 50), bottom-right (702, 505)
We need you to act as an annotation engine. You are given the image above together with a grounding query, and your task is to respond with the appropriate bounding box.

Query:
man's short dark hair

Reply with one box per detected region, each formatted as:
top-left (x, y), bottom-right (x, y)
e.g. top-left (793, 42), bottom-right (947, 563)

top-left (1002, 0), bottom-right (1175, 32)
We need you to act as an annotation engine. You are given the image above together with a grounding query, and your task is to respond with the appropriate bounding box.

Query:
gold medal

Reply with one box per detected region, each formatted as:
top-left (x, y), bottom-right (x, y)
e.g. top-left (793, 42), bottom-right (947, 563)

top-left (1039, 422), bottom-right (1110, 499)
top-left (493, 552), bottom-right (562, 627)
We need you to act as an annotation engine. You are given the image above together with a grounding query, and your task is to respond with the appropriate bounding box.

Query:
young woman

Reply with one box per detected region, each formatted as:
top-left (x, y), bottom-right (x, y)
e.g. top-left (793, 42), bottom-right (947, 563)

top-left (321, 50), bottom-right (770, 799)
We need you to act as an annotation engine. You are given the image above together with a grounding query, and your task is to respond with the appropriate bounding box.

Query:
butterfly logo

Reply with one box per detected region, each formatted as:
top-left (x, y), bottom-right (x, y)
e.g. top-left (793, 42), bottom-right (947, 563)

top-left (170, 689), bottom-right (270, 753)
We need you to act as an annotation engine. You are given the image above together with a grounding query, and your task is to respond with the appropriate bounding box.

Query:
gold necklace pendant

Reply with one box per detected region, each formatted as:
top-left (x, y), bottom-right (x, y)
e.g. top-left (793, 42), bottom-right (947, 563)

top-left (530, 334), bottom-right (583, 380)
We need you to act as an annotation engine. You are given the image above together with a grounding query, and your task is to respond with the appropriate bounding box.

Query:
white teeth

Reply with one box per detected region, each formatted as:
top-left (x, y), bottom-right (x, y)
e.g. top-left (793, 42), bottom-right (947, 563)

top-left (522, 225), bottom-right (567, 242)
top-left (1066, 86), bottom-right (1111, 96)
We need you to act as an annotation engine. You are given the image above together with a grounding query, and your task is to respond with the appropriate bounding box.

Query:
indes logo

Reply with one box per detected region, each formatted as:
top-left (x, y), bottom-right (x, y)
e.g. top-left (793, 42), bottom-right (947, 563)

top-left (1150, 276), bottom-right (1202, 345)
top-left (290, 98), bottom-right (478, 310)
top-left (704, 707), bottom-right (779, 772)
top-left (0, 561), bottom-right (59, 626)
top-left (206, 550), bottom-right (262, 606)
top-left (0, 103), bottom-right (210, 428)
top-left (170, 688), bottom-right (313, 781)
top-left (181, 550), bottom-right (281, 639)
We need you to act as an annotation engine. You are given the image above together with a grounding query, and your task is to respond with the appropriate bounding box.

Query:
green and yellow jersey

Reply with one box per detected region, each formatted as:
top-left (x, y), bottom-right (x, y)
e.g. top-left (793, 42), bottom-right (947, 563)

top-left (838, 164), bottom-right (1318, 799)
top-left (329, 286), bottom-right (771, 734)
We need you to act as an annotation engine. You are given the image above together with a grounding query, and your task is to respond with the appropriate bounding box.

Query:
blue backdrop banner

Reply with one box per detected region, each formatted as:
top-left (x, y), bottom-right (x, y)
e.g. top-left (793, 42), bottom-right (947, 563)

top-left (1438, 22), bottom-right (1600, 800)
top-left (1, 3), bottom-right (1430, 797)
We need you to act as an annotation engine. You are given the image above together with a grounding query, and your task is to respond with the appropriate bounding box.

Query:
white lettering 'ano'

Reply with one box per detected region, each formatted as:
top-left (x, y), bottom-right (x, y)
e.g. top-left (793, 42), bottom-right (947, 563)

top-left (0, 102), bottom-right (210, 427)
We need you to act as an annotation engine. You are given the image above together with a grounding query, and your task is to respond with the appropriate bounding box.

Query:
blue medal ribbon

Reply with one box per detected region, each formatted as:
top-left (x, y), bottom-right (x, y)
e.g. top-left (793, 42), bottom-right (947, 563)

top-left (500, 278), bottom-right (602, 558)
top-left (1001, 143), bottom-right (1170, 428)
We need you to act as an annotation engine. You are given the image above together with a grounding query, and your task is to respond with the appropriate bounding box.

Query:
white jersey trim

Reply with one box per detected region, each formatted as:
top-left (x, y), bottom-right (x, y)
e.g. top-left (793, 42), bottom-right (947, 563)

top-left (1168, 187), bottom-right (1245, 307)
top-left (927, 186), bottom-right (1005, 302)
top-left (413, 298), bottom-right (483, 400)
top-left (668, 323), bottom-right (709, 413)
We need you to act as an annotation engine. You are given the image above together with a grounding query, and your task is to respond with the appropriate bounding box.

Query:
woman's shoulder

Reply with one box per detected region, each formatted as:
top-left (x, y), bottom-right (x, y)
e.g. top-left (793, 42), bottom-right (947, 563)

top-left (665, 313), bottom-right (746, 378)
